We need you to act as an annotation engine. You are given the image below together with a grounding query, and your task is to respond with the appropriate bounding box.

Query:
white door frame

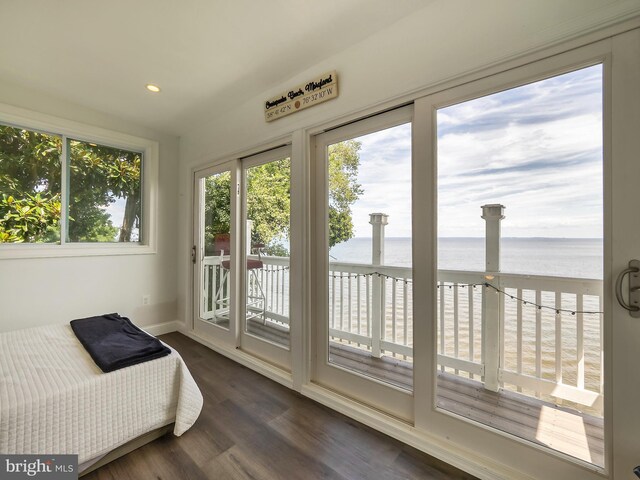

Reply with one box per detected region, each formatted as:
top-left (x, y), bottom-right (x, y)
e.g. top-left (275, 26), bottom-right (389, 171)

top-left (610, 28), bottom-right (640, 479)
top-left (413, 39), bottom-right (612, 478)
top-left (239, 145), bottom-right (292, 370)
top-left (311, 105), bottom-right (414, 421)
top-left (192, 159), bottom-right (240, 347)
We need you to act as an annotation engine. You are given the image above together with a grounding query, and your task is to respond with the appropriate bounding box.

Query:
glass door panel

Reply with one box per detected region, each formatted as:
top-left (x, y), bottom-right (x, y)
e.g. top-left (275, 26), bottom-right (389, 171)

top-left (242, 151), bottom-right (291, 347)
top-left (435, 64), bottom-right (604, 465)
top-left (326, 124), bottom-right (413, 388)
top-left (201, 170), bottom-right (233, 328)
top-left (240, 146), bottom-right (292, 369)
top-left (313, 106), bottom-right (413, 420)
top-left (194, 162), bottom-right (237, 344)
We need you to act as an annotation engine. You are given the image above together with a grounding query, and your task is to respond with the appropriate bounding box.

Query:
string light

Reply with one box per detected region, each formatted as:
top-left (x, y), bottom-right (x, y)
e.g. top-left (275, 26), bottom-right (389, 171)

top-left (436, 281), bottom-right (602, 315)
top-left (322, 272), bottom-right (603, 315)
top-left (264, 266), bottom-right (290, 272)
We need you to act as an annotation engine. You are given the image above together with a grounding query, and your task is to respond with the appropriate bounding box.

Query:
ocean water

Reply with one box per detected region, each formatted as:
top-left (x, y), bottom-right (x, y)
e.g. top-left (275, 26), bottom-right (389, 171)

top-left (330, 237), bottom-right (603, 279)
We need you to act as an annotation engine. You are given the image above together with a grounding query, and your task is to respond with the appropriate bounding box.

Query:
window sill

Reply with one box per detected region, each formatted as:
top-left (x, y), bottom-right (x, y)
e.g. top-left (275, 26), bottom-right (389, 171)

top-left (0, 243), bottom-right (156, 260)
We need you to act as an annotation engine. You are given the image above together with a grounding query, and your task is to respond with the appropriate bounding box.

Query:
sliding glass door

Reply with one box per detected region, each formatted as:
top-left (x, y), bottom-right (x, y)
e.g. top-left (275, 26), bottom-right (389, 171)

top-left (312, 106), bottom-right (414, 420)
top-left (432, 63), bottom-right (605, 465)
top-left (408, 39), bottom-right (618, 479)
top-left (193, 161), bottom-right (238, 345)
top-left (193, 147), bottom-right (292, 370)
top-left (239, 146), bottom-right (292, 370)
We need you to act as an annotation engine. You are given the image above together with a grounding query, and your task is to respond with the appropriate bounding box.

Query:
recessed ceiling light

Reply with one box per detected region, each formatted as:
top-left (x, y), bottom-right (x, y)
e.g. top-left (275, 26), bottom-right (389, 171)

top-left (145, 84), bottom-right (161, 93)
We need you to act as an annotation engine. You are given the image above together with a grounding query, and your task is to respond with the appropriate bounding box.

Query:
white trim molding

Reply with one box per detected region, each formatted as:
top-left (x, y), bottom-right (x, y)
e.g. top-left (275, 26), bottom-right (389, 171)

top-left (0, 102), bottom-right (159, 259)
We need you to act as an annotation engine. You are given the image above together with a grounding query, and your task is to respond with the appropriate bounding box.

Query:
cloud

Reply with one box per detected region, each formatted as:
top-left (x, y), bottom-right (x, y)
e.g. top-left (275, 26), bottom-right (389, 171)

top-left (342, 64), bottom-right (603, 240)
top-left (348, 123), bottom-right (412, 237)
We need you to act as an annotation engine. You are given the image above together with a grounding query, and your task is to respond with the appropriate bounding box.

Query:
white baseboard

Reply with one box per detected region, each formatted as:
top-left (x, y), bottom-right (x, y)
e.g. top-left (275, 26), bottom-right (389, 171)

top-left (144, 320), bottom-right (182, 336)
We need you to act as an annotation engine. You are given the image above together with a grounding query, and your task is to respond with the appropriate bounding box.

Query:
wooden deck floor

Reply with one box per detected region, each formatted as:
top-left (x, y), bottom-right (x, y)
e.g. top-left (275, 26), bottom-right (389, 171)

top-left (435, 371), bottom-right (604, 466)
top-left (209, 318), bottom-right (605, 466)
top-left (329, 343), bottom-right (604, 467)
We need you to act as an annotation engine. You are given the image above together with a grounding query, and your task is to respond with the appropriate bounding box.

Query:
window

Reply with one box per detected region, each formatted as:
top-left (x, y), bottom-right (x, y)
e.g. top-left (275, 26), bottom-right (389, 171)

top-left (0, 110), bottom-right (157, 257)
top-left (0, 124), bottom-right (62, 243)
top-left (67, 139), bottom-right (142, 243)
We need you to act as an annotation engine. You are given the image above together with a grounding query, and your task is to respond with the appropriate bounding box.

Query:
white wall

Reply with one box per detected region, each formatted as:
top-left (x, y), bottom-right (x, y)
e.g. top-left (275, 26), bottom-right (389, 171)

top-left (176, 0), bottom-right (640, 325)
top-left (0, 80), bottom-right (180, 333)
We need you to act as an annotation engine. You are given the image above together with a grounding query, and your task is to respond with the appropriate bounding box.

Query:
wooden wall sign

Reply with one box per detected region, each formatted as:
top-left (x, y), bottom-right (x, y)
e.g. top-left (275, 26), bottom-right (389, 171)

top-left (264, 71), bottom-right (338, 122)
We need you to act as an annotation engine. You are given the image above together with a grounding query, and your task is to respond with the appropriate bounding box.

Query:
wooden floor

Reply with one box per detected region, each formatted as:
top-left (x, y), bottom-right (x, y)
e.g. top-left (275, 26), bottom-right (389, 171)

top-left (330, 343), bottom-right (604, 466)
top-left (83, 333), bottom-right (476, 480)
top-left (209, 318), bottom-right (604, 466)
top-left (204, 319), bottom-right (604, 466)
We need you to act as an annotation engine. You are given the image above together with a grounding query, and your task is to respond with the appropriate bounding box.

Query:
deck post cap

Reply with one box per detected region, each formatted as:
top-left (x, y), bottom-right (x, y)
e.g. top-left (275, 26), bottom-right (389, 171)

top-left (481, 204), bottom-right (506, 220)
top-left (369, 213), bottom-right (389, 225)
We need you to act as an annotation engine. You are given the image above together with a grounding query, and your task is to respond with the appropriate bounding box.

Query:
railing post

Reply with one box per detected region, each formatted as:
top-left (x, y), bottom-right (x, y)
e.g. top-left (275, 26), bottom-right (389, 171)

top-left (481, 204), bottom-right (505, 392)
top-left (370, 213), bottom-right (388, 358)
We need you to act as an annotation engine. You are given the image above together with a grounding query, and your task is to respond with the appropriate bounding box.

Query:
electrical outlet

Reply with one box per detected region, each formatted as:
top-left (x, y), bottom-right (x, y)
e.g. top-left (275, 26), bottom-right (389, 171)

top-left (142, 295), bottom-right (150, 306)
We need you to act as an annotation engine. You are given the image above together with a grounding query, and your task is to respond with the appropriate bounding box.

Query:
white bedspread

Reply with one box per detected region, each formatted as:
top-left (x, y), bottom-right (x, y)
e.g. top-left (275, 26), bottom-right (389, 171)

top-left (0, 324), bottom-right (203, 463)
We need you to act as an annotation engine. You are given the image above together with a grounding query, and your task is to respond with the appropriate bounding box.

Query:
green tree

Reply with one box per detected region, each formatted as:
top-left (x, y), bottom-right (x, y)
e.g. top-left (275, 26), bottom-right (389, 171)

top-left (203, 141), bottom-right (362, 255)
top-left (67, 140), bottom-right (141, 242)
top-left (328, 140), bottom-right (363, 247)
top-left (0, 126), bottom-right (62, 243)
top-left (0, 125), bottom-right (141, 243)
top-left (247, 158), bottom-right (291, 254)
top-left (204, 171), bottom-right (231, 253)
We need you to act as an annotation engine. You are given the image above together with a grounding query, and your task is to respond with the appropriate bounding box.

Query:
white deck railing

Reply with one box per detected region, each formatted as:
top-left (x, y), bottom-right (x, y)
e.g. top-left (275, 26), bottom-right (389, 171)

top-left (202, 255), bottom-right (290, 325)
top-left (202, 254), bottom-right (603, 414)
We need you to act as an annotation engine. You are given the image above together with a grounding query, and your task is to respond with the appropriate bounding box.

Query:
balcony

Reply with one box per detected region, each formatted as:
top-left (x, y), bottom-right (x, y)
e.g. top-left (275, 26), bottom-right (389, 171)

top-left (200, 207), bottom-right (604, 466)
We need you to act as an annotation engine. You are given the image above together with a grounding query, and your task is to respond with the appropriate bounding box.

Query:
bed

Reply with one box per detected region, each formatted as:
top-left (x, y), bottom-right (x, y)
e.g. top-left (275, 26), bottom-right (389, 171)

top-left (0, 323), bottom-right (203, 474)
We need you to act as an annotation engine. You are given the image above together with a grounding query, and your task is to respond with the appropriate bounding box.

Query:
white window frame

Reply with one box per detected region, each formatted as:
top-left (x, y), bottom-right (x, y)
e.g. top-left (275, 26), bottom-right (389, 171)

top-left (0, 102), bottom-right (158, 259)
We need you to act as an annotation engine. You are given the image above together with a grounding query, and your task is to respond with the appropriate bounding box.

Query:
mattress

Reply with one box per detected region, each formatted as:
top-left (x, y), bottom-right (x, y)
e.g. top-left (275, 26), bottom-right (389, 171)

top-left (0, 324), bottom-right (203, 465)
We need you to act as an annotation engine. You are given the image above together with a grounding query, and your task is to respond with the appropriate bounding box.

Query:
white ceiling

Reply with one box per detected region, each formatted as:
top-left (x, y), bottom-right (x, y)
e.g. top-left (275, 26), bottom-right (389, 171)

top-left (0, 0), bottom-right (429, 136)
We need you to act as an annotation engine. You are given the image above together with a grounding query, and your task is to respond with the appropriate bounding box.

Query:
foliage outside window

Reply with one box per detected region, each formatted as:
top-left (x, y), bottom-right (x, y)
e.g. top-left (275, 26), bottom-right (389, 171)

top-left (68, 140), bottom-right (142, 242)
top-left (203, 141), bottom-right (362, 257)
top-left (0, 123), bottom-right (143, 244)
top-left (0, 125), bottom-right (62, 243)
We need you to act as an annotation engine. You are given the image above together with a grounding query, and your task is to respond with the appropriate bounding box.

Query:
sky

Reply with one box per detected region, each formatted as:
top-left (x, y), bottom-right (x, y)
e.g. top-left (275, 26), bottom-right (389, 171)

top-left (347, 123), bottom-right (412, 238)
top-left (347, 64), bottom-right (603, 239)
top-left (104, 196), bottom-right (139, 241)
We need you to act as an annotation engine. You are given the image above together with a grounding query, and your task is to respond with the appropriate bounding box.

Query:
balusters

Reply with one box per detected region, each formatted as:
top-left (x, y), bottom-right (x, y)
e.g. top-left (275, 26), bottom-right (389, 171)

top-left (555, 291), bottom-right (562, 385)
top-left (331, 272), bottom-right (335, 330)
top-left (339, 273), bottom-right (345, 332)
top-left (366, 275), bottom-right (371, 340)
top-left (440, 281), bottom-right (445, 372)
top-left (274, 266), bottom-right (279, 314)
top-left (453, 284), bottom-right (459, 375)
top-left (347, 274), bottom-right (353, 342)
top-left (535, 290), bottom-right (542, 398)
top-left (516, 288), bottom-right (523, 392)
top-left (468, 287), bottom-right (474, 379)
top-left (357, 274), bottom-right (362, 340)
top-left (599, 295), bottom-right (604, 395)
top-left (392, 279), bottom-right (397, 352)
top-left (577, 294), bottom-right (585, 390)
top-left (403, 281), bottom-right (408, 360)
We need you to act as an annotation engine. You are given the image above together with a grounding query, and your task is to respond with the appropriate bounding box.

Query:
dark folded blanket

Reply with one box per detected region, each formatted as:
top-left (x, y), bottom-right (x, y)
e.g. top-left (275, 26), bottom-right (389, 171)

top-left (70, 313), bottom-right (171, 373)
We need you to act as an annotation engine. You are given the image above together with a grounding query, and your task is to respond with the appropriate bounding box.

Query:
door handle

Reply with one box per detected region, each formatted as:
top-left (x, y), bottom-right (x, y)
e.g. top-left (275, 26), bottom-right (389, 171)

top-left (615, 260), bottom-right (640, 317)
